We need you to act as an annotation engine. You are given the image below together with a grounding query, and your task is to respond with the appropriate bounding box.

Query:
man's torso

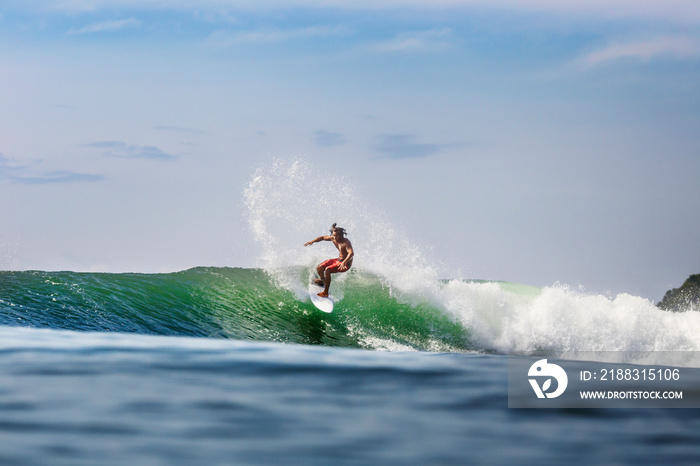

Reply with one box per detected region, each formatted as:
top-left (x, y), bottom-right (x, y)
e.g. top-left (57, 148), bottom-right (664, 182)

top-left (332, 238), bottom-right (353, 263)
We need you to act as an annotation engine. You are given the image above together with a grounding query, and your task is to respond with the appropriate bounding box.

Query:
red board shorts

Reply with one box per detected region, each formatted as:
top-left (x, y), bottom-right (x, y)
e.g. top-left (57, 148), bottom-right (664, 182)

top-left (319, 258), bottom-right (345, 273)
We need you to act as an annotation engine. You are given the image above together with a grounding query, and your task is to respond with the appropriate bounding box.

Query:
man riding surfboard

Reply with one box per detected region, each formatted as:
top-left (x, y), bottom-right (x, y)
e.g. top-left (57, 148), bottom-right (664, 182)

top-left (304, 223), bottom-right (354, 297)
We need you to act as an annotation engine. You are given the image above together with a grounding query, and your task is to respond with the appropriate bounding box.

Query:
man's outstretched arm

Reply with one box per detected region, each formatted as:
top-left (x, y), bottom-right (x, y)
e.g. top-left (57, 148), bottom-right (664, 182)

top-left (304, 235), bottom-right (331, 247)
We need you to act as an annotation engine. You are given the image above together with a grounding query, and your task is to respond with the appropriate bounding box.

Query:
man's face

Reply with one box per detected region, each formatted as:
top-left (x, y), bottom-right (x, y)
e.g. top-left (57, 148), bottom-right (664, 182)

top-left (331, 229), bottom-right (340, 239)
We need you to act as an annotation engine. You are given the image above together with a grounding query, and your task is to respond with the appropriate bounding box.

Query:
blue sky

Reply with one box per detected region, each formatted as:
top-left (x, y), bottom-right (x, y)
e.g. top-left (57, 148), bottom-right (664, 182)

top-left (1, 1), bottom-right (699, 301)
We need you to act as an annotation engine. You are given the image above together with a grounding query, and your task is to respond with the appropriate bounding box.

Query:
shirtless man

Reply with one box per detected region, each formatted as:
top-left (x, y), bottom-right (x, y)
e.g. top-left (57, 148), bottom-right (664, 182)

top-left (304, 223), bottom-right (354, 297)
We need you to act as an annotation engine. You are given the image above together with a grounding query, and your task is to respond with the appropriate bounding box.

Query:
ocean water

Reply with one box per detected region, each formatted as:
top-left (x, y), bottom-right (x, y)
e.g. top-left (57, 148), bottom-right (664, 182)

top-left (2, 159), bottom-right (700, 464)
top-left (1, 268), bottom-right (700, 465)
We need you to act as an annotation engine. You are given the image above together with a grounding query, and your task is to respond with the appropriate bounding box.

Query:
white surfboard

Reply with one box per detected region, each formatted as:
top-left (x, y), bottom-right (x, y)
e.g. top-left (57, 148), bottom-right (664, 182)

top-left (309, 283), bottom-right (334, 313)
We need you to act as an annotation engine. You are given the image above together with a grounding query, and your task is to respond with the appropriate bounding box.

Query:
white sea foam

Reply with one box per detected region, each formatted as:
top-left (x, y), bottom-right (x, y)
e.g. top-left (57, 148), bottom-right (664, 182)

top-left (243, 158), bottom-right (700, 360)
top-left (440, 280), bottom-right (700, 356)
top-left (243, 158), bottom-right (439, 301)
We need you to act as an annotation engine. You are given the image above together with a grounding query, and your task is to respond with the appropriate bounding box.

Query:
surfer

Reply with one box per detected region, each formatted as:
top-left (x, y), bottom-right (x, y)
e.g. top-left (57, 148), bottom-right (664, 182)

top-left (304, 223), bottom-right (354, 297)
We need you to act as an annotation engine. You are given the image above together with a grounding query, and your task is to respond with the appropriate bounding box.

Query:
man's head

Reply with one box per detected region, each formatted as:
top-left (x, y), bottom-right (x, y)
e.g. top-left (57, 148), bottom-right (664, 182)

top-left (330, 223), bottom-right (347, 239)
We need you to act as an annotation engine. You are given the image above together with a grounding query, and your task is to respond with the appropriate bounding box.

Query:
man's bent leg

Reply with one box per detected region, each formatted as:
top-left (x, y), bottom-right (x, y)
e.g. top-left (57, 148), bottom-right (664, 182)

top-left (319, 268), bottom-right (332, 297)
top-left (315, 263), bottom-right (326, 285)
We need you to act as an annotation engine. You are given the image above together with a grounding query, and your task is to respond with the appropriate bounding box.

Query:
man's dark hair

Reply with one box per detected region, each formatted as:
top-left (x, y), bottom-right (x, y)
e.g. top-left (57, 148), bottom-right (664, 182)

top-left (330, 223), bottom-right (347, 237)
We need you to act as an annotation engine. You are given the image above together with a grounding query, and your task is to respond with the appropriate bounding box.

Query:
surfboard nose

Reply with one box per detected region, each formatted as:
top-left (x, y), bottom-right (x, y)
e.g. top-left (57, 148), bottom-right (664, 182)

top-left (309, 283), bottom-right (334, 313)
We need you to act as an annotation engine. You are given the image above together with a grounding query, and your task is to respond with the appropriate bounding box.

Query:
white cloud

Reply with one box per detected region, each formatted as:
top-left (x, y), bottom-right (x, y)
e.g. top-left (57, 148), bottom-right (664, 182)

top-left (0, 153), bottom-right (104, 184)
top-left (314, 130), bottom-right (346, 148)
top-left (87, 141), bottom-right (177, 160)
top-left (577, 36), bottom-right (700, 67)
top-left (374, 134), bottom-right (443, 159)
top-left (193, 9), bottom-right (240, 25)
top-left (68, 18), bottom-right (141, 34)
top-left (206, 25), bottom-right (347, 47)
top-left (370, 28), bottom-right (451, 53)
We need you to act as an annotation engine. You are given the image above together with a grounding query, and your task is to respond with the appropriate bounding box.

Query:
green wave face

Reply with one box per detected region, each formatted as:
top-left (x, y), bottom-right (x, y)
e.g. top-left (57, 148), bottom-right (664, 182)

top-left (0, 268), bottom-right (472, 352)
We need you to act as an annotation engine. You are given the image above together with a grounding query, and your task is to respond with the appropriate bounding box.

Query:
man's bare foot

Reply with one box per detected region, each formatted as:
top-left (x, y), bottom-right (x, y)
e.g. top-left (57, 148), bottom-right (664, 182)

top-left (317, 291), bottom-right (329, 298)
top-left (312, 279), bottom-right (325, 286)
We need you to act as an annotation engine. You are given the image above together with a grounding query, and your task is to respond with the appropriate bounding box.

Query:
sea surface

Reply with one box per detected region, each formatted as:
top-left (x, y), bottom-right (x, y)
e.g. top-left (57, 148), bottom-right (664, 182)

top-left (1, 267), bottom-right (700, 465)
